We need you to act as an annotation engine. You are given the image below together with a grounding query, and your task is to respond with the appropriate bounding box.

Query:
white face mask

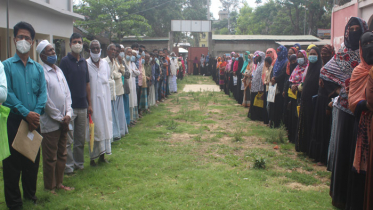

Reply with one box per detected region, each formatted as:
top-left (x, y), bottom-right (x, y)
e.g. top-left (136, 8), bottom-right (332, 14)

top-left (71, 43), bottom-right (83, 54)
top-left (90, 49), bottom-right (101, 62)
top-left (16, 40), bottom-right (31, 54)
top-left (119, 52), bottom-right (125, 59)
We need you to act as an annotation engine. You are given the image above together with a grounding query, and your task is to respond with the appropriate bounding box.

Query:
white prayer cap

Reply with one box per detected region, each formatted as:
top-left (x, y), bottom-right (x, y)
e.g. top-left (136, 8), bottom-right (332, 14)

top-left (36, 40), bottom-right (51, 54)
top-left (120, 44), bottom-right (124, 49)
top-left (132, 50), bottom-right (137, 55)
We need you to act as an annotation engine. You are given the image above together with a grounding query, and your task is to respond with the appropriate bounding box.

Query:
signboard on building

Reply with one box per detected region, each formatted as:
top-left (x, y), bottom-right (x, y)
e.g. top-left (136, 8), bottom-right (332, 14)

top-left (317, 29), bottom-right (331, 38)
top-left (171, 20), bottom-right (211, 32)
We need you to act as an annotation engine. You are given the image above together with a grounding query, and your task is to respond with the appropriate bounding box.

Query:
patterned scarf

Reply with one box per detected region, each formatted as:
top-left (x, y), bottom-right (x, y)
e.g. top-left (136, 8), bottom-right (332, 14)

top-left (273, 45), bottom-right (288, 77)
top-left (289, 50), bottom-right (308, 84)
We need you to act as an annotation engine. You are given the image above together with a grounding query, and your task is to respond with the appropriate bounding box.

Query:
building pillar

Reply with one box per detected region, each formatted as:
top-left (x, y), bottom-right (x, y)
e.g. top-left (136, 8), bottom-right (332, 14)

top-left (169, 31), bottom-right (173, 52)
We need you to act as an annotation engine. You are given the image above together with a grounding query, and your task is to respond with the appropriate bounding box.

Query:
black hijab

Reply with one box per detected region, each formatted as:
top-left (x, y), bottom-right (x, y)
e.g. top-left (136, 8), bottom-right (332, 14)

top-left (238, 57), bottom-right (244, 72)
top-left (302, 47), bottom-right (322, 100)
top-left (345, 17), bottom-right (368, 51)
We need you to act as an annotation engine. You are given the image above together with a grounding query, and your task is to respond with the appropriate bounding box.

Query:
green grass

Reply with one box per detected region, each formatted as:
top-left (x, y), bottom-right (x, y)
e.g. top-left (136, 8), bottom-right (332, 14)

top-left (0, 76), bottom-right (335, 209)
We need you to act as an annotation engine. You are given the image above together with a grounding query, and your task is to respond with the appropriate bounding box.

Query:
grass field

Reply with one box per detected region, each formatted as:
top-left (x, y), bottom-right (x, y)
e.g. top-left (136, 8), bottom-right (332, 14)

top-left (0, 76), bottom-right (336, 209)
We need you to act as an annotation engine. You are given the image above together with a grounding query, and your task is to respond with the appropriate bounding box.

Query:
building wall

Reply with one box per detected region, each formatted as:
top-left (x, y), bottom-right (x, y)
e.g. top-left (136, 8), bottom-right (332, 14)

top-left (359, 1), bottom-right (373, 30)
top-left (212, 40), bottom-right (279, 56)
top-left (120, 41), bottom-right (169, 52)
top-left (331, 1), bottom-right (358, 52)
top-left (199, 32), bottom-right (209, 47)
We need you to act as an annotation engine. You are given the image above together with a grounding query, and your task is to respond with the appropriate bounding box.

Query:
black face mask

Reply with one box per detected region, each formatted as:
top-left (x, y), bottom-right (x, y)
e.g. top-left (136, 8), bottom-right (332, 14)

top-left (349, 30), bottom-right (362, 50)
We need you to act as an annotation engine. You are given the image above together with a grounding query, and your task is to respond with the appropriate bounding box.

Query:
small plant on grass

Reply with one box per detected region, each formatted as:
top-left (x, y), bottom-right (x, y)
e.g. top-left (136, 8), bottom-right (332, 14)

top-left (166, 120), bottom-right (178, 130)
top-left (253, 156), bottom-right (266, 169)
top-left (232, 127), bottom-right (244, 142)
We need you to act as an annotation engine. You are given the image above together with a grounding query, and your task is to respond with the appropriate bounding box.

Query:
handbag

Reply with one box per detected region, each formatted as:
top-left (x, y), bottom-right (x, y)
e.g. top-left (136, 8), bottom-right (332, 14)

top-left (267, 83), bottom-right (277, 103)
top-left (253, 92), bottom-right (264, 108)
top-left (288, 88), bottom-right (298, 100)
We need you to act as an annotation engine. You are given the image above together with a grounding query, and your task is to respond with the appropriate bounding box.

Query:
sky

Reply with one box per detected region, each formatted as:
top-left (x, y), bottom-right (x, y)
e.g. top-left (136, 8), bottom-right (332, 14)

top-left (210, 0), bottom-right (260, 20)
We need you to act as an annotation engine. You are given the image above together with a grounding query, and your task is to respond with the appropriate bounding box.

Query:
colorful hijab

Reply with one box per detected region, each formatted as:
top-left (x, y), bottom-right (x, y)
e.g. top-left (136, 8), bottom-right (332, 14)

top-left (306, 44), bottom-right (316, 57)
top-left (241, 51), bottom-right (251, 73)
top-left (226, 56), bottom-right (232, 71)
top-left (320, 44), bottom-right (335, 65)
top-left (251, 51), bottom-right (266, 92)
top-left (289, 50), bottom-right (309, 84)
top-left (233, 58), bottom-right (239, 72)
top-left (266, 48), bottom-right (277, 66)
top-left (320, 17), bottom-right (368, 113)
top-left (272, 45), bottom-right (288, 77)
top-left (293, 43), bottom-right (301, 51)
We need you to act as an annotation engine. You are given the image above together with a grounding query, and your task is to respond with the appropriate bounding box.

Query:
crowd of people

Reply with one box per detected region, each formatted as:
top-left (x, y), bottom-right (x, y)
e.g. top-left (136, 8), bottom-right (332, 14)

top-left (206, 17), bottom-right (373, 210)
top-left (0, 21), bottom-right (186, 210)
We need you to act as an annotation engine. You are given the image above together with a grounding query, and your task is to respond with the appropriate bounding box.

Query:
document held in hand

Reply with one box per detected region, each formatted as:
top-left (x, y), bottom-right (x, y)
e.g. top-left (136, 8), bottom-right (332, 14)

top-left (12, 120), bottom-right (43, 163)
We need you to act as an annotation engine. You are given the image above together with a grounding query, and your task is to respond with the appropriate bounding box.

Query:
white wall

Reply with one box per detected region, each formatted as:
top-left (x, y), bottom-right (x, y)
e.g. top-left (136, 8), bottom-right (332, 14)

top-left (50, 0), bottom-right (71, 12)
top-left (0, 0), bottom-right (75, 38)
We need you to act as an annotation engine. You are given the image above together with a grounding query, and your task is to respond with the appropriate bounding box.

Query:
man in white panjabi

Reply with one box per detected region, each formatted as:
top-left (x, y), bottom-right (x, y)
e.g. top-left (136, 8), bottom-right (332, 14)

top-left (104, 44), bottom-right (128, 140)
top-left (169, 52), bottom-right (179, 93)
top-left (127, 50), bottom-right (140, 125)
top-left (86, 40), bottom-right (112, 166)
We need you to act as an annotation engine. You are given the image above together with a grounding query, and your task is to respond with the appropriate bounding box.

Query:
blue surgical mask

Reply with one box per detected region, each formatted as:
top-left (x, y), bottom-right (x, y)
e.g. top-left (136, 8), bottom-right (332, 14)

top-left (142, 59), bottom-right (145, 64)
top-left (136, 54), bottom-right (141, 59)
top-left (126, 55), bottom-right (131, 61)
top-left (142, 51), bottom-right (145, 56)
top-left (155, 58), bottom-right (158, 61)
top-left (232, 57), bottom-right (235, 61)
top-left (308, 55), bottom-right (318, 63)
top-left (45, 54), bottom-right (57, 64)
top-left (247, 59), bottom-right (251, 63)
top-left (297, 58), bottom-right (305, 65)
top-left (131, 56), bottom-right (136, 62)
top-left (150, 57), bottom-right (153, 62)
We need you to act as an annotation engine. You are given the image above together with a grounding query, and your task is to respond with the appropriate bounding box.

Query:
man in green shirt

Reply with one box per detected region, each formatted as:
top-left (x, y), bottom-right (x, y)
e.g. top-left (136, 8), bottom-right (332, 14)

top-left (2, 21), bottom-right (47, 210)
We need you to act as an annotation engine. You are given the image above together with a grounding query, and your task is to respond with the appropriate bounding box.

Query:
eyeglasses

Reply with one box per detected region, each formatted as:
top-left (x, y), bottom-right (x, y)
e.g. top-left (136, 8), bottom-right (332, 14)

top-left (16, 35), bottom-right (32, 41)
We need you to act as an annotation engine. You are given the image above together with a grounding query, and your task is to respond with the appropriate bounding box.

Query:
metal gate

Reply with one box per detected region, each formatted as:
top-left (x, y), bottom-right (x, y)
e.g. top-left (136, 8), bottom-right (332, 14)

top-left (187, 47), bottom-right (209, 74)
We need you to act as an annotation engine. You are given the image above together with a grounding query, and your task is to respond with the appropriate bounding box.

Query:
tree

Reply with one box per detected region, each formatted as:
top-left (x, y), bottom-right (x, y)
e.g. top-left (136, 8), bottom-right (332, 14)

top-left (74, 0), bottom-right (150, 42)
top-left (219, 0), bottom-right (240, 34)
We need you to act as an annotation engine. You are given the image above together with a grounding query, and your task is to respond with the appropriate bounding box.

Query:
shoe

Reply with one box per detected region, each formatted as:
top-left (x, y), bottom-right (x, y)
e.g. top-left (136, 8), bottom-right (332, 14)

top-left (90, 160), bottom-right (97, 167)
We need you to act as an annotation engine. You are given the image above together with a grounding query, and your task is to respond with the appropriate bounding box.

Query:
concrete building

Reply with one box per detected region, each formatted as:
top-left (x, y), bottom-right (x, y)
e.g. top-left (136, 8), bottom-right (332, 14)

top-left (331, 0), bottom-right (373, 52)
top-left (211, 35), bottom-right (321, 56)
top-left (199, 32), bottom-right (209, 47)
top-left (121, 37), bottom-right (169, 51)
top-left (218, 10), bottom-right (228, 20)
top-left (0, 0), bottom-right (84, 62)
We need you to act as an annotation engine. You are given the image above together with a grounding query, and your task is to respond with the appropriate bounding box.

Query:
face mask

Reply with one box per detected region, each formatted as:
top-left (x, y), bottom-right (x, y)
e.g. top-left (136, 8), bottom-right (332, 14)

top-left (232, 57), bottom-right (235, 61)
top-left (150, 57), bottom-right (153, 62)
top-left (142, 51), bottom-right (145, 56)
top-left (349, 30), bottom-right (362, 50)
top-left (362, 44), bottom-right (373, 65)
top-left (155, 58), bottom-right (158, 61)
top-left (44, 54), bottom-right (57, 64)
top-left (119, 52), bottom-right (125, 59)
top-left (297, 58), bottom-right (305, 65)
top-left (141, 59), bottom-right (145, 64)
top-left (131, 56), bottom-right (136, 62)
top-left (126, 55), bottom-right (131, 61)
top-left (308, 55), bottom-right (318, 63)
top-left (247, 59), bottom-right (251, 63)
top-left (71, 43), bottom-right (83, 54)
top-left (136, 54), bottom-right (141, 59)
top-left (16, 40), bottom-right (31, 54)
top-left (90, 49), bottom-right (101, 62)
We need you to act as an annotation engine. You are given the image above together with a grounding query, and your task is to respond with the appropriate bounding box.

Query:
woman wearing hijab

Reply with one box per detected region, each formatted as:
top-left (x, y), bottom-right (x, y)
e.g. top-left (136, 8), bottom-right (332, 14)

top-left (361, 32), bottom-right (373, 210)
top-left (193, 57), bottom-right (199, 75)
top-left (267, 46), bottom-right (288, 128)
top-left (248, 51), bottom-right (268, 123)
top-left (307, 45), bottom-right (335, 166)
top-left (343, 31), bottom-right (373, 210)
top-left (218, 57), bottom-right (226, 91)
top-left (235, 56), bottom-right (244, 104)
top-left (323, 17), bottom-right (368, 209)
top-left (293, 43), bottom-right (301, 51)
top-left (283, 54), bottom-right (298, 132)
top-left (296, 47), bottom-right (322, 156)
top-left (288, 50), bottom-right (309, 143)
top-left (200, 54), bottom-right (205, 75)
top-left (242, 52), bottom-right (252, 107)
top-left (266, 48), bottom-right (277, 66)
top-left (306, 44), bottom-right (316, 57)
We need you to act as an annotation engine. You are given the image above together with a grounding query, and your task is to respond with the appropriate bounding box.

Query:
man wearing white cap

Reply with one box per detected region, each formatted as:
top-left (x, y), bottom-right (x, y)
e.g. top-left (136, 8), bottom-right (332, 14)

top-left (36, 40), bottom-right (74, 193)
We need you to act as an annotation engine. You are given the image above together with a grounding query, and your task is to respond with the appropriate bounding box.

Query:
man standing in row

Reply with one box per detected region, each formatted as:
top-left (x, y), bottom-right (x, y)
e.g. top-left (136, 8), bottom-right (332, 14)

top-left (87, 40), bottom-right (113, 166)
top-left (59, 33), bottom-right (92, 174)
top-left (2, 21), bottom-right (47, 210)
top-left (36, 40), bottom-right (74, 193)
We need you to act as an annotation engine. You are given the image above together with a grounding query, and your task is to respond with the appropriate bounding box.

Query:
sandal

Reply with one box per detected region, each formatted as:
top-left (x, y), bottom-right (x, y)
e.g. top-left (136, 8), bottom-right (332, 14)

top-left (58, 184), bottom-right (75, 191)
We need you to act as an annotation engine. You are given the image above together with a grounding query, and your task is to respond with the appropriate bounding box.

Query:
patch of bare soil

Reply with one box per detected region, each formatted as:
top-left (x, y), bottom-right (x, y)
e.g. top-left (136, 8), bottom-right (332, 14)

top-left (286, 182), bottom-right (329, 191)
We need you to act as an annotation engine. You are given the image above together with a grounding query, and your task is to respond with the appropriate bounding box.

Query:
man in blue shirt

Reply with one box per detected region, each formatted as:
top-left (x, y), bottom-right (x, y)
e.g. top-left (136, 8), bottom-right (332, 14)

top-left (59, 33), bottom-right (92, 174)
top-left (2, 21), bottom-right (47, 210)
